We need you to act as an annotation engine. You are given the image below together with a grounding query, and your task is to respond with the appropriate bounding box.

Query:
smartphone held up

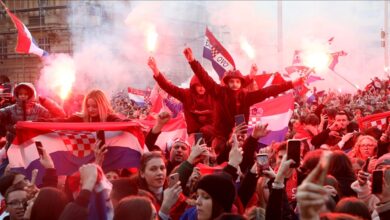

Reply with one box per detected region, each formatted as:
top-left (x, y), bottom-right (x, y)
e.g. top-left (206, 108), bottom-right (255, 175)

top-left (256, 153), bottom-right (269, 175)
top-left (287, 139), bottom-right (301, 168)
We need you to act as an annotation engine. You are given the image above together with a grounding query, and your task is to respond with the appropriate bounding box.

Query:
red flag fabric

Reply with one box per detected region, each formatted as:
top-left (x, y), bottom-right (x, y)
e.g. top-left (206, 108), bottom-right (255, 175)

top-left (358, 111), bottom-right (390, 131)
top-left (1, 0), bottom-right (47, 56)
top-left (254, 73), bottom-right (286, 89)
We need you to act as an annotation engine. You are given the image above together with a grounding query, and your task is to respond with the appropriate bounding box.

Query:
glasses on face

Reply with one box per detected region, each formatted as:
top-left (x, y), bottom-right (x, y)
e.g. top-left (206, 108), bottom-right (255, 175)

top-left (359, 144), bottom-right (376, 149)
top-left (7, 200), bottom-right (27, 208)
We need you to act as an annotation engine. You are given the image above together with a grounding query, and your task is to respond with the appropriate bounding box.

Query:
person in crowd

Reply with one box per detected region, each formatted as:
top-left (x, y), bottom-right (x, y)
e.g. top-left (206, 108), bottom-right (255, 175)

top-left (183, 47), bottom-right (306, 153)
top-left (328, 151), bottom-right (357, 198)
top-left (334, 197), bottom-right (372, 220)
top-left (311, 110), bottom-right (354, 151)
top-left (3, 185), bottom-right (28, 220)
top-left (180, 173), bottom-right (237, 220)
top-left (348, 135), bottom-right (378, 162)
top-left (137, 151), bottom-right (186, 220)
top-left (350, 153), bottom-right (390, 218)
top-left (60, 89), bottom-right (125, 122)
top-left (0, 173), bottom-right (29, 198)
top-left (0, 83), bottom-right (64, 150)
top-left (114, 196), bottom-right (157, 220)
top-left (27, 187), bottom-right (69, 220)
top-left (145, 111), bottom-right (192, 175)
top-left (148, 57), bottom-right (217, 144)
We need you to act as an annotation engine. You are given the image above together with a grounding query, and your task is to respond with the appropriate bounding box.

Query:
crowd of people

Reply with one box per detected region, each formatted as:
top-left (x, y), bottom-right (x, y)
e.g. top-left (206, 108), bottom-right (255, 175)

top-left (0, 47), bottom-right (389, 220)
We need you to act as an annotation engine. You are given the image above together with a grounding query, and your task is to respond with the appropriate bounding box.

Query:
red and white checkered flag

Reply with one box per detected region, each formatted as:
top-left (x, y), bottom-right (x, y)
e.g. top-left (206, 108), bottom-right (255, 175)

top-left (359, 111), bottom-right (390, 131)
top-left (56, 131), bottom-right (96, 157)
top-left (248, 106), bottom-right (264, 128)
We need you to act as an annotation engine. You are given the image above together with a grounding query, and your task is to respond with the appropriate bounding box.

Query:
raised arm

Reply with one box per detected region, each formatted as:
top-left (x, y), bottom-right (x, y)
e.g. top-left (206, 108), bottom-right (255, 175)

top-left (246, 77), bottom-right (305, 106)
top-left (183, 47), bottom-right (221, 97)
top-left (148, 57), bottom-right (185, 101)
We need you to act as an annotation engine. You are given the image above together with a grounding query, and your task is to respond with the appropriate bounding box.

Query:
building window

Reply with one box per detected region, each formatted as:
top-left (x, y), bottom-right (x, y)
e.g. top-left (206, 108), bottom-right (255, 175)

top-left (28, 15), bottom-right (45, 26)
top-left (0, 40), bottom-right (7, 59)
top-left (38, 37), bottom-right (50, 52)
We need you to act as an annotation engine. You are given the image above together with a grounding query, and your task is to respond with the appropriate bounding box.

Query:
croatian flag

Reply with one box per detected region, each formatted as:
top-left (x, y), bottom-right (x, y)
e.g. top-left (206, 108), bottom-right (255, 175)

top-left (248, 94), bottom-right (294, 146)
top-left (203, 27), bottom-right (236, 79)
top-left (358, 111), bottom-right (390, 131)
top-left (254, 73), bottom-right (286, 89)
top-left (8, 122), bottom-right (145, 183)
top-left (128, 86), bottom-right (149, 106)
top-left (1, 1), bottom-right (48, 57)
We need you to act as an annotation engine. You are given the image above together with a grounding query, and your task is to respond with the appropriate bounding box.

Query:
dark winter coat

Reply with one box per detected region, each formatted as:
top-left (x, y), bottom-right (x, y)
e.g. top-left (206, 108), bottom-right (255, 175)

top-left (189, 60), bottom-right (294, 139)
top-left (0, 83), bottom-right (56, 148)
top-left (154, 73), bottom-right (215, 134)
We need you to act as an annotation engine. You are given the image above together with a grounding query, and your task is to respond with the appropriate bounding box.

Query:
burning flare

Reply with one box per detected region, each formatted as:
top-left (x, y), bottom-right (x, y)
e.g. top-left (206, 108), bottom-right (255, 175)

top-left (240, 36), bottom-right (255, 59)
top-left (302, 50), bottom-right (331, 72)
top-left (39, 54), bottom-right (76, 101)
top-left (146, 25), bottom-right (158, 52)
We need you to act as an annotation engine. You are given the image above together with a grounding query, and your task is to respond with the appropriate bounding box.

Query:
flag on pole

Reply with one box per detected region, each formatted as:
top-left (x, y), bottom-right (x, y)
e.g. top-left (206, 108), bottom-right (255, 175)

top-left (8, 122), bottom-right (145, 184)
top-left (329, 50), bottom-right (347, 71)
top-left (203, 27), bottom-right (236, 79)
top-left (1, 0), bottom-right (48, 57)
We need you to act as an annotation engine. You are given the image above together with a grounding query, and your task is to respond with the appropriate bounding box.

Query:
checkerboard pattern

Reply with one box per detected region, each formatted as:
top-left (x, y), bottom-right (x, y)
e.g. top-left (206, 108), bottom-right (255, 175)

top-left (56, 131), bottom-right (96, 157)
top-left (211, 46), bottom-right (218, 57)
top-left (248, 116), bottom-right (262, 129)
top-left (370, 118), bottom-right (387, 130)
top-left (248, 107), bottom-right (263, 128)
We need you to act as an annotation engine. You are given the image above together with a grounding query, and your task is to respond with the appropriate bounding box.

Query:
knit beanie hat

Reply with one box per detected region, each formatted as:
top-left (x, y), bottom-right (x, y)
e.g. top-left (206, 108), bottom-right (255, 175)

top-left (196, 173), bottom-right (236, 212)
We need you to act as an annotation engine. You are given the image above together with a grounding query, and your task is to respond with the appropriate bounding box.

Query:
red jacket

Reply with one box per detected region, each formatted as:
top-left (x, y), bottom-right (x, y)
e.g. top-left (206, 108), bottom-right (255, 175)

top-left (189, 60), bottom-right (294, 139)
top-left (154, 73), bottom-right (215, 134)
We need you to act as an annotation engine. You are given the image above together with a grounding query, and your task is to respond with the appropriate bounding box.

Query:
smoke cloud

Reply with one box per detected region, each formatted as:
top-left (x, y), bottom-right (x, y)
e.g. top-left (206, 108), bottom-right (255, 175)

top-left (36, 1), bottom-right (387, 98)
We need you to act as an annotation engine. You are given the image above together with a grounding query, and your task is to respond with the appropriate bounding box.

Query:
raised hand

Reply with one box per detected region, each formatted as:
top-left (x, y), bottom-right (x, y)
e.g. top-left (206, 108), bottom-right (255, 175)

top-left (94, 140), bottom-right (108, 167)
top-left (147, 56), bottom-right (160, 76)
top-left (249, 63), bottom-right (258, 78)
top-left (183, 47), bottom-right (195, 62)
top-left (228, 134), bottom-right (243, 168)
top-left (296, 151), bottom-right (332, 220)
top-left (274, 155), bottom-right (295, 183)
top-left (187, 138), bottom-right (208, 165)
top-left (79, 163), bottom-right (98, 191)
top-left (357, 170), bottom-right (370, 186)
top-left (160, 181), bottom-right (183, 215)
top-left (152, 111), bottom-right (171, 134)
top-left (157, 111), bottom-right (171, 126)
top-left (252, 123), bottom-right (270, 139)
top-left (296, 162), bottom-right (327, 220)
top-left (39, 147), bottom-right (54, 169)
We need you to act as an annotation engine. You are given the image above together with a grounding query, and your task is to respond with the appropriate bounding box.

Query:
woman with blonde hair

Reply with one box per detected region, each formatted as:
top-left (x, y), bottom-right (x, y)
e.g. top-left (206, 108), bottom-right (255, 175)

top-left (63, 89), bottom-right (124, 122)
top-left (348, 135), bottom-right (378, 161)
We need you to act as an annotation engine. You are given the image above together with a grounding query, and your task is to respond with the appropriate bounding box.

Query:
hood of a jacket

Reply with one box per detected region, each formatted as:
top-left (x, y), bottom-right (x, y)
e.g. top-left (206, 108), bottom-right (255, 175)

top-left (13, 82), bottom-right (37, 102)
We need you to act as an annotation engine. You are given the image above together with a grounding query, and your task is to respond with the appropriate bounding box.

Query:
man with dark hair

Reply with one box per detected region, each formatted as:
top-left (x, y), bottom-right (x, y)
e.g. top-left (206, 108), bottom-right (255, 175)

top-left (3, 185), bottom-right (27, 220)
top-left (311, 110), bottom-right (354, 152)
